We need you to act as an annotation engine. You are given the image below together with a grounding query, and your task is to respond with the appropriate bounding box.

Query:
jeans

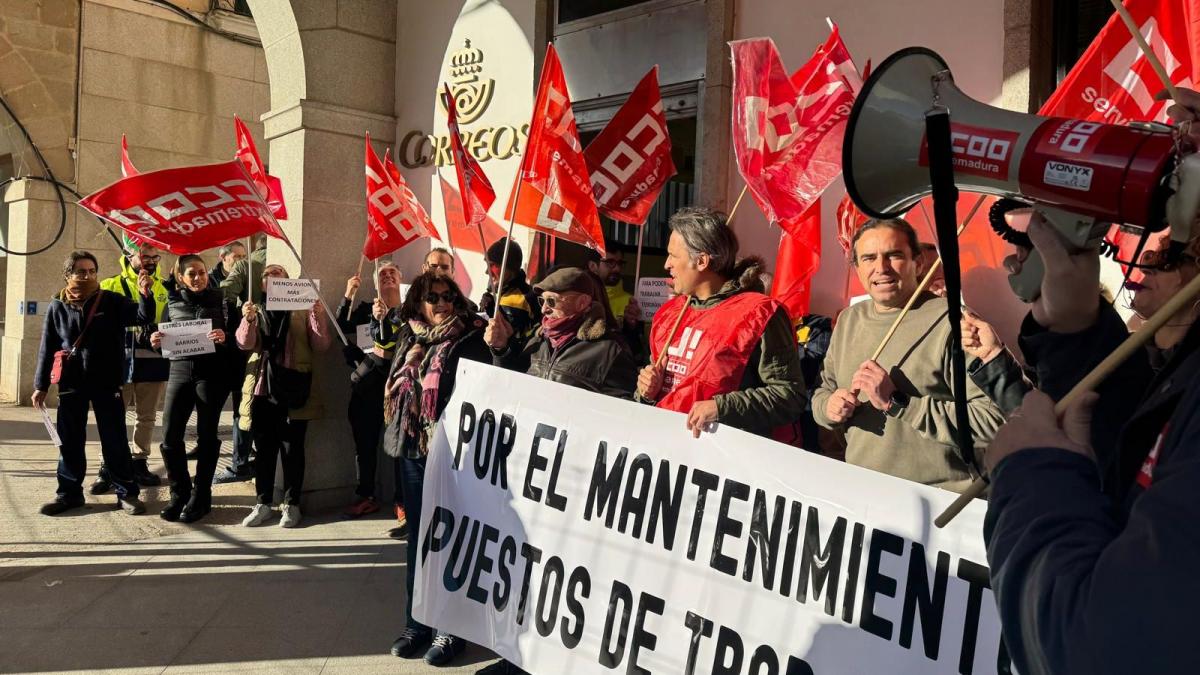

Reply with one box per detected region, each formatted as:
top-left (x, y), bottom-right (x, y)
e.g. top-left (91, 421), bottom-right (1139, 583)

top-left (121, 380), bottom-right (164, 460)
top-left (401, 455), bottom-right (428, 632)
top-left (250, 397), bottom-right (308, 506)
top-left (159, 360), bottom-right (229, 500)
top-left (56, 387), bottom-right (138, 500)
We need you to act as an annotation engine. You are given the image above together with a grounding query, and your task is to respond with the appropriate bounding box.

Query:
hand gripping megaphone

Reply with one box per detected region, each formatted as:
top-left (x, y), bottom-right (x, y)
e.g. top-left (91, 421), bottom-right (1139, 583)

top-left (843, 47), bottom-right (1200, 301)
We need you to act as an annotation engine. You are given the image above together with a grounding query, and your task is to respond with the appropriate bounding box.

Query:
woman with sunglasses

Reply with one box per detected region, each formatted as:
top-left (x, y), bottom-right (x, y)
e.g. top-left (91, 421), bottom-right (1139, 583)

top-left (148, 255), bottom-right (240, 522)
top-left (383, 271), bottom-right (490, 667)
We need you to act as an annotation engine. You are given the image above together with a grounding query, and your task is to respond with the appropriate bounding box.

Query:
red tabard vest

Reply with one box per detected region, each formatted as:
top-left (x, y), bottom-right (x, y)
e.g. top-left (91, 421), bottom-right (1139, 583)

top-left (649, 292), bottom-right (780, 413)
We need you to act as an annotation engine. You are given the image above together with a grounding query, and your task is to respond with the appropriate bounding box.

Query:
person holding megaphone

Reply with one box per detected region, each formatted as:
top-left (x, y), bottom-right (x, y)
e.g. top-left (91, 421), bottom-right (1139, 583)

top-left (982, 88), bottom-right (1200, 675)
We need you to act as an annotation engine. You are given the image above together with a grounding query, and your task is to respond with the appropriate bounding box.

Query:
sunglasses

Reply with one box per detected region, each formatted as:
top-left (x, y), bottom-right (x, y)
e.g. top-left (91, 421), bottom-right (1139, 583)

top-left (423, 291), bottom-right (457, 305)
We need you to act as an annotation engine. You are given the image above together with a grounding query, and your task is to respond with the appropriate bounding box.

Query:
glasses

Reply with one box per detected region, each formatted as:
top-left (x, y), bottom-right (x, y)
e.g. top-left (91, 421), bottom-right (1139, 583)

top-left (69, 269), bottom-right (98, 279)
top-left (425, 263), bottom-right (452, 271)
top-left (600, 258), bottom-right (624, 267)
top-left (140, 255), bottom-right (161, 263)
top-left (423, 291), bottom-right (457, 305)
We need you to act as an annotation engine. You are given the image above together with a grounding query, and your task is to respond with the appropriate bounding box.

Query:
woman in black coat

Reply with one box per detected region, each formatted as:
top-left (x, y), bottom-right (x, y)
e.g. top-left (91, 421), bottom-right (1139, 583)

top-left (148, 254), bottom-right (240, 523)
top-left (383, 271), bottom-right (490, 666)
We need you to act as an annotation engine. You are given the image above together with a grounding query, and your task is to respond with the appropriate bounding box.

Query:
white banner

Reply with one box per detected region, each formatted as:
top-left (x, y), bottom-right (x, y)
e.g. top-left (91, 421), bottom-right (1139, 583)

top-left (159, 319), bottom-right (214, 358)
top-left (416, 362), bottom-right (1006, 675)
top-left (636, 277), bottom-right (673, 320)
top-left (266, 278), bottom-right (320, 310)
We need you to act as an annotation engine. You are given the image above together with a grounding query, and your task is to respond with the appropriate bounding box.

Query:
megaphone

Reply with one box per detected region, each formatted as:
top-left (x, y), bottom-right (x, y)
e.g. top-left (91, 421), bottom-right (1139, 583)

top-left (843, 47), bottom-right (1200, 301)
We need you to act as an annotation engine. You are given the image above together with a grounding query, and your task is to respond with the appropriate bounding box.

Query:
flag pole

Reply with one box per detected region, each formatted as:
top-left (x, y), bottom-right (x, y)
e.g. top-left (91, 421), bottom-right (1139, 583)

top-left (279, 235), bottom-right (350, 345)
top-left (633, 219), bottom-right (647, 291)
top-left (1108, 0), bottom-right (1181, 101)
top-left (728, 185), bottom-right (750, 220)
top-left (493, 170), bottom-right (524, 319)
top-left (245, 236), bottom-right (252, 307)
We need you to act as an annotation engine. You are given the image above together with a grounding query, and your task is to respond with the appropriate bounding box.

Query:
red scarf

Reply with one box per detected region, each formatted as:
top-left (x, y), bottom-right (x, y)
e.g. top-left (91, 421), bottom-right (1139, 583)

top-left (542, 312), bottom-right (586, 350)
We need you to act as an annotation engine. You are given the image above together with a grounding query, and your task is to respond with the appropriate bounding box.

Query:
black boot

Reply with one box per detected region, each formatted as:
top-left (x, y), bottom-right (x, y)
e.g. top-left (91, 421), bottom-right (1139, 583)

top-left (179, 493), bottom-right (212, 523)
top-left (159, 494), bottom-right (188, 522)
top-left (89, 466), bottom-right (113, 495)
top-left (133, 459), bottom-right (161, 487)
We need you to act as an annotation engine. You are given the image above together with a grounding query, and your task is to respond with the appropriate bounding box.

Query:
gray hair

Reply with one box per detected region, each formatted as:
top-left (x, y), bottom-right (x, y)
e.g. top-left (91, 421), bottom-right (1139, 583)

top-left (374, 260), bottom-right (401, 291)
top-left (668, 206), bottom-right (739, 278)
top-left (218, 241), bottom-right (246, 258)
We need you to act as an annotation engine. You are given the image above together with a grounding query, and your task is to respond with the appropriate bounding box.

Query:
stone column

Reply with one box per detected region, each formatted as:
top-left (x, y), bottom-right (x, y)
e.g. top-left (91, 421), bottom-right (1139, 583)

top-left (249, 0), bottom-right (398, 510)
top-left (697, 0), bottom-right (735, 211)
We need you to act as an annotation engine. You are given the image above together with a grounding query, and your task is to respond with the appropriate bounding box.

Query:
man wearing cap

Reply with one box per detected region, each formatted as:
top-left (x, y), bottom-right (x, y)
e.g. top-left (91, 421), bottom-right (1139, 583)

top-left (487, 267), bottom-right (638, 398)
top-left (480, 237), bottom-right (541, 356)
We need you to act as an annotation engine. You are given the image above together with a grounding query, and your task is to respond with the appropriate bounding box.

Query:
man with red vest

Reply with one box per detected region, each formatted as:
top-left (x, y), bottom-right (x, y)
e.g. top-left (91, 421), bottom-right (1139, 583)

top-left (637, 207), bottom-right (805, 438)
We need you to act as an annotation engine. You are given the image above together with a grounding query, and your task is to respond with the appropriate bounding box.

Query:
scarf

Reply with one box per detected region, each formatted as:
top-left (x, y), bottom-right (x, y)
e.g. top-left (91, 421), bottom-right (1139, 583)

top-left (385, 315), bottom-right (466, 457)
top-left (542, 311), bottom-right (587, 351)
top-left (62, 278), bottom-right (99, 307)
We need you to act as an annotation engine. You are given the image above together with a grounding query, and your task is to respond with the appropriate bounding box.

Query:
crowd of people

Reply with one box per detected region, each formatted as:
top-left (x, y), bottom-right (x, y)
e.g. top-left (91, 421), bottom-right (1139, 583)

top-left (29, 89), bottom-right (1200, 671)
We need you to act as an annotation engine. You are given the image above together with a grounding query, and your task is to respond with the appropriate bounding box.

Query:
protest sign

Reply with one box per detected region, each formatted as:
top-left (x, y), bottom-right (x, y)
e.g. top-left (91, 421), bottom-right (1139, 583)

top-left (635, 277), bottom-right (673, 320)
top-left (41, 408), bottom-right (61, 447)
top-left (356, 324), bottom-right (374, 351)
top-left (159, 319), bottom-right (214, 358)
top-left (416, 362), bottom-right (1005, 675)
top-left (266, 278), bottom-right (320, 311)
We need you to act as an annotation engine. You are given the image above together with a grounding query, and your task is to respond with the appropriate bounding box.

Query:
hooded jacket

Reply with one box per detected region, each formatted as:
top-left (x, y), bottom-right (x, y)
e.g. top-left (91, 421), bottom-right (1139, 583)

top-left (494, 302), bottom-right (638, 399)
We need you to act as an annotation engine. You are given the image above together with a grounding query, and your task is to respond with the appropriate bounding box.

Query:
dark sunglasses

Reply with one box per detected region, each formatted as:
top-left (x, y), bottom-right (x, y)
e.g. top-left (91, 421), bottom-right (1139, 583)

top-left (423, 291), bottom-right (457, 305)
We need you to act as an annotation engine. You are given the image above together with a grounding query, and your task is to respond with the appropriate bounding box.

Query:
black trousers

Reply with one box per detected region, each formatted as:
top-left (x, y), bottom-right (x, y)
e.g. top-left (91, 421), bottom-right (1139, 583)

top-left (348, 369), bottom-right (387, 499)
top-left (159, 360), bottom-right (230, 501)
top-left (55, 387), bottom-right (139, 500)
top-left (251, 397), bottom-right (308, 505)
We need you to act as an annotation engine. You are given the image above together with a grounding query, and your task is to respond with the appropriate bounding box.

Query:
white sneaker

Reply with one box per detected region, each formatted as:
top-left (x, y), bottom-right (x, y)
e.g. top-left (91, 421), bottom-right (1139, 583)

top-left (242, 504), bottom-right (273, 527)
top-left (279, 504), bottom-right (302, 528)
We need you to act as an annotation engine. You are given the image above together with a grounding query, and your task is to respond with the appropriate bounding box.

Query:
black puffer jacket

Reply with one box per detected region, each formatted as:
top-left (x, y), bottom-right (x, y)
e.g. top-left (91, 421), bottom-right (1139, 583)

top-left (494, 304), bottom-right (638, 399)
top-left (152, 282), bottom-right (241, 364)
top-left (381, 313), bottom-right (492, 459)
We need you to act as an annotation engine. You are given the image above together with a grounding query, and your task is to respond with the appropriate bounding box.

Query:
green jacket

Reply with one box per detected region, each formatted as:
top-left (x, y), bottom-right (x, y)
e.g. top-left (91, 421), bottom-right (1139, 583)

top-left (221, 245), bottom-right (267, 305)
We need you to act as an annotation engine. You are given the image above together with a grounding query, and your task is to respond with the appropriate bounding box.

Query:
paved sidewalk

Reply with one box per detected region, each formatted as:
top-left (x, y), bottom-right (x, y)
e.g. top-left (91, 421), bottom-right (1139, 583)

top-left (0, 404), bottom-right (501, 674)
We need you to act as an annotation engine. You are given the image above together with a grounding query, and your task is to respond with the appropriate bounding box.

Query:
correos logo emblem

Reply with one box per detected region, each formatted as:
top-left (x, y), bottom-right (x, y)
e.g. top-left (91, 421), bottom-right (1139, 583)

top-left (438, 39), bottom-right (494, 124)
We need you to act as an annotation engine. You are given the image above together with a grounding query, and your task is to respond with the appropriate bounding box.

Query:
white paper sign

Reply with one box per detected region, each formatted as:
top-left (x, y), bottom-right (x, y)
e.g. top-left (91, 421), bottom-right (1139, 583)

top-left (416, 362), bottom-right (1004, 675)
top-left (356, 323), bottom-right (374, 350)
top-left (159, 319), bottom-right (214, 358)
top-left (41, 407), bottom-right (61, 447)
top-left (636, 277), bottom-right (674, 320)
top-left (266, 278), bottom-right (320, 310)
top-left (400, 283), bottom-right (412, 303)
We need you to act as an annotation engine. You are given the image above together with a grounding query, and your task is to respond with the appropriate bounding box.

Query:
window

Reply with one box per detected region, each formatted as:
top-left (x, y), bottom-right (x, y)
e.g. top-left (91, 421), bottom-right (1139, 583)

top-left (1051, 0), bottom-right (1111, 83)
top-left (557, 0), bottom-right (652, 24)
top-left (212, 0), bottom-right (252, 17)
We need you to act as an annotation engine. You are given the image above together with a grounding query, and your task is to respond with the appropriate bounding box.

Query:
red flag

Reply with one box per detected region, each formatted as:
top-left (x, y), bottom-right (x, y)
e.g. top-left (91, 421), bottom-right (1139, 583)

top-left (443, 83), bottom-right (496, 227)
top-left (505, 44), bottom-right (606, 255)
top-left (233, 116), bottom-right (288, 220)
top-left (120, 135), bottom-right (139, 178)
top-left (730, 26), bottom-right (860, 225)
top-left (583, 66), bottom-right (677, 224)
top-left (1039, 0), bottom-right (1200, 271)
top-left (78, 160), bottom-right (284, 254)
top-left (364, 135), bottom-right (440, 260)
top-left (771, 199), bottom-right (822, 320)
top-left (439, 176), bottom-right (507, 254)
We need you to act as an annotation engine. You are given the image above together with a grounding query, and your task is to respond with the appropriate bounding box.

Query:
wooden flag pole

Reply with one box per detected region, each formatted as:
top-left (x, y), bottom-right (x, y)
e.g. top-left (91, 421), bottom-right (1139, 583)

top-left (654, 298), bottom-right (690, 369)
top-left (245, 236), bottom-right (253, 307)
top-left (493, 164), bottom-right (526, 319)
top-left (633, 219), bottom-right (647, 294)
top-left (936, 268), bottom-right (1200, 527)
top-left (728, 185), bottom-right (750, 221)
top-left (280, 236), bottom-right (350, 345)
top-left (1108, 0), bottom-right (1181, 102)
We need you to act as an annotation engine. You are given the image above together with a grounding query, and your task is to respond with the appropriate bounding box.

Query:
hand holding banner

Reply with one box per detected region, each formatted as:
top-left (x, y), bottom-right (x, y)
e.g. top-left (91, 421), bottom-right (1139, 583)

top-left (159, 319), bottom-right (215, 358)
top-left (266, 277), bottom-right (320, 310)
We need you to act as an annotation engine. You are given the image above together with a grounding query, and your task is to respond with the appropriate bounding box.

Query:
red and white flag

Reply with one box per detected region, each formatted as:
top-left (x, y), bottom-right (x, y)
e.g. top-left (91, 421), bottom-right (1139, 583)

top-left (233, 116), bottom-right (288, 220)
top-left (1040, 0), bottom-right (1200, 272)
top-left (444, 83), bottom-right (496, 227)
top-left (583, 66), bottom-right (677, 225)
top-left (363, 135), bottom-right (440, 260)
top-left (730, 26), bottom-right (860, 226)
top-left (120, 135), bottom-right (139, 178)
top-left (505, 44), bottom-right (606, 255)
top-left (771, 199), bottom-right (823, 319)
top-left (79, 160), bottom-right (284, 254)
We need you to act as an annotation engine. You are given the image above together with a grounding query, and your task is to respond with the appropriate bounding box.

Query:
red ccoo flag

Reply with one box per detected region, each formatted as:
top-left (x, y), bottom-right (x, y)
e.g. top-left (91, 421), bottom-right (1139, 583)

top-left (233, 116), bottom-right (288, 220)
top-left (583, 66), bottom-right (677, 225)
top-left (443, 83), bottom-right (496, 227)
top-left (505, 44), bottom-right (606, 255)
top-left (730, 26), bottom-right (860, 227)
top-left (771, 199), bottom-right (822, 320)
top-left (79, 160), bottom-right (284, 254)
top-left (364, 134), bottom-right (440, 260)
top-left (1039, 0), bottom-right (1200, 274)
